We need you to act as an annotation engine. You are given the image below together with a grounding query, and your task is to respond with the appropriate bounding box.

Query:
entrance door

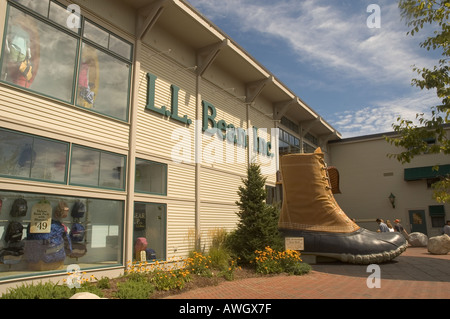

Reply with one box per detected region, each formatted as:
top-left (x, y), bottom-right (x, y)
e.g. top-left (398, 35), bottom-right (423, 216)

top-left (133, 202), bottom-right (167, 261)
top-left (408, 210), bottom-right (427, 235)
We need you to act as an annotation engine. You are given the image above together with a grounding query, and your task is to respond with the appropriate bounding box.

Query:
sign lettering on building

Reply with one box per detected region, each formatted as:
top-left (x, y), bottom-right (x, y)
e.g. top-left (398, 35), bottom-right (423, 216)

top-left (146, 72), bottom-right (273, 157)
top-left (146, 73), bottom-right (192, 125)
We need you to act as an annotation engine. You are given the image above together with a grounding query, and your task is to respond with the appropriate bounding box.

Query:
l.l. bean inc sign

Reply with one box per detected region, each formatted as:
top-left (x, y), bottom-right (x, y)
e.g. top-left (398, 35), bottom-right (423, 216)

top-left (145, 73), bottom-right (274, 157)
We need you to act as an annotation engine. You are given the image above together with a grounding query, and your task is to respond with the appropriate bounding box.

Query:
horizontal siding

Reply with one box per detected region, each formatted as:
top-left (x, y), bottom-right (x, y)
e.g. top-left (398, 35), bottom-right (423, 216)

top-left (198, 167), bottom-right (241, 250)
top-left (200, 167), bottom-right (243, 205)
top-left (136, 45), bottom-right (196, 163)
top-left (166, 201), bottom-right (196, 259)
top-left (201, 81), bottom-right (248, 130)
top-left (167, 162), bottom-right (196, 201)
top-left (200, 204), bottom-right (240, 231)
top-left (200, 80), bottom-right (248, 175)
top-left (0, 86), bottom-right (129, 152)
top-left (199, 203), bottom-right (240, 250)
top-left (249, 107), bottom-right (277, 184)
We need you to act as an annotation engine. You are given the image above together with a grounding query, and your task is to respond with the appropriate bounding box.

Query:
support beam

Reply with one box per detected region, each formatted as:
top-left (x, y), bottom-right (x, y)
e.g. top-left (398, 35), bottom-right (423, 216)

top-left (136, 0), bottom-right (169, 40)
top-left (300, 117), bottom-right (320, 136)
top-left (318, 131), bottom-right (338, 151)
top-left (273, 98), bottom-right (296, 121)
top-left (196, 39), bottom-right (228, 76)
top-left (245, 76), bottom-right (271, 104)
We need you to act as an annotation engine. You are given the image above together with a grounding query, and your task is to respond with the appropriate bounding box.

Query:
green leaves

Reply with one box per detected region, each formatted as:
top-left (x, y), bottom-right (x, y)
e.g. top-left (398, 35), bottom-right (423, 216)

top-left (387, 1), bottom-right (449, 202)
top-left (228, 163), bottom-right (284, 265)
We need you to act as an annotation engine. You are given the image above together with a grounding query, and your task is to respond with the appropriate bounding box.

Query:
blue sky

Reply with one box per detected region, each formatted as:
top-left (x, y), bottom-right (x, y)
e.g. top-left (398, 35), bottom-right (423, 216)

top-left (187, 0), bottom-right (440, 138)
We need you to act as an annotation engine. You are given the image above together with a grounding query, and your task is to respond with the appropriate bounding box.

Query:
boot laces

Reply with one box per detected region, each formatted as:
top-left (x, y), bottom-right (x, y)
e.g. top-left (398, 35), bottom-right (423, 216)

top-left (320, 159), bottom-right (333, 191)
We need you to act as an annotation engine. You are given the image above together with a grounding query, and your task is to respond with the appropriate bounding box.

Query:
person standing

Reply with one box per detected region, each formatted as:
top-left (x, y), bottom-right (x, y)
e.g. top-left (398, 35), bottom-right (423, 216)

top-left (376, 218), bottom-right (389, 232)
top-left (386, 220), bottom-right (395, 232)
top-left (442, 220), bottom-right (450, 236)
top-left (394, 219), bottom-right (409, 240)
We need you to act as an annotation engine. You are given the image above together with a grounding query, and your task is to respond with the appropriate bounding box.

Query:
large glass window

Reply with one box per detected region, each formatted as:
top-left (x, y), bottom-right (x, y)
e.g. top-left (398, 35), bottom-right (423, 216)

top-left (429, 205), bottom-right (446, 228)
top-left (278, 129), bottom-right (300, 156)
top-left (0, 129), bottom-right (68, 183)
top-left (303, 142), bottom-right (316, 154)
top-left (76, 43), bottom-right (130, 120)
top-left (0, 128), bottom-right (126, 190)
top-left (13, 0), bottom-right (50, 19)
top-left (69, 146), bottom-right (100, 187)
top-left (280, 117), bottom-right (299, 134)
top-left (133, 202), bottom-right (166, 261)
top-left (135, 159), bottom-right (167, 195)
top-left (0, 190), bottom-right (124, 280)
top-left (304, 132), bottom-right (318, 146)
top-left (1, 5), bottom-right (78, 102)
top-left (70, 145), bottom-right (126, 190)
top-left (1, 1), bottom-right (133, 121)
top-left (83, 20), bottom-right (109, 48)
top-left (83, 20), bottom-right (132, 60)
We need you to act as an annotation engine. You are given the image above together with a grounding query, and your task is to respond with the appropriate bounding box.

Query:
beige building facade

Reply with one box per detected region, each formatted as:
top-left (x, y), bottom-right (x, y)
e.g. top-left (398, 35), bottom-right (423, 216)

top-left (0, 0), bottom-right (338, 292)
top-left (328, 130), bottom-right (449, 237)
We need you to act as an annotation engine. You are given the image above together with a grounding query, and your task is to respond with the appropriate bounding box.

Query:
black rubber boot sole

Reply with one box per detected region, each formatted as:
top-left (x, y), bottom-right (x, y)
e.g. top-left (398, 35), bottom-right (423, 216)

top-left (280, 228), bottom-right (408, 264)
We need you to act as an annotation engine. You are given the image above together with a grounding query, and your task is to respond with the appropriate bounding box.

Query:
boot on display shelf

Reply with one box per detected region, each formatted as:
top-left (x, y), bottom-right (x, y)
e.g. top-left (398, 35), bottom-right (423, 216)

top-left (278, 148), bottom-right (407, 264)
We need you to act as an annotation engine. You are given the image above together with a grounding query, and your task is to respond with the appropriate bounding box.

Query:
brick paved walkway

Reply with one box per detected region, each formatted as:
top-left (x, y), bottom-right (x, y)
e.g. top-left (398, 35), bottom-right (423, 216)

top-left (168, 247), bottom-right (450, 299)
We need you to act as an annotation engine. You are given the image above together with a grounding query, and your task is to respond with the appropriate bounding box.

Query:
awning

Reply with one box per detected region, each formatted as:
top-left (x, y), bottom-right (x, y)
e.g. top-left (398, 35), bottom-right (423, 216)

top-left (404, 164), bottom-right (450, 181)
top-left (429, 205), bottom-right (445, 217)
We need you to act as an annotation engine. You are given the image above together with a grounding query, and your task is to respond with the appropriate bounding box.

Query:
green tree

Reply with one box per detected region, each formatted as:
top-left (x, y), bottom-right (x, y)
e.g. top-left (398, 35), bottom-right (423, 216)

top-left (386, 0), bottom-right (450, 202)
top-left (226, 163), bottom-right (283, 265)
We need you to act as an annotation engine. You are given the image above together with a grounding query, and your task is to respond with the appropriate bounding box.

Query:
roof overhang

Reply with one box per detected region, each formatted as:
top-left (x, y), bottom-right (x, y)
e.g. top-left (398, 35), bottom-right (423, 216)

top-left (121, 0), bottom-right (341, 140)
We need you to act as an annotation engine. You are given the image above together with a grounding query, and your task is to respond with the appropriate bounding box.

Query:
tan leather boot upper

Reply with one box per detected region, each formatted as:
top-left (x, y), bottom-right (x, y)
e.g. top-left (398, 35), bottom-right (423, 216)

top-left (279, 148), bottom-right (360, 233)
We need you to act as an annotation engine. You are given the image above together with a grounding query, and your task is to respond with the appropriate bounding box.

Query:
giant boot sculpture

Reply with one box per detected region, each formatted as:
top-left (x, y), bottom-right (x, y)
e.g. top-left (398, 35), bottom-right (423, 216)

top-left (279, 148), bottom-right (407, 264)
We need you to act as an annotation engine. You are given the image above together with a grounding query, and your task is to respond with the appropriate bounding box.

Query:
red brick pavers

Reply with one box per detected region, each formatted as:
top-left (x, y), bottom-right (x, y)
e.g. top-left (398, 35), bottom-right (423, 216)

top-left (168, 247), bottom-right (450, 299)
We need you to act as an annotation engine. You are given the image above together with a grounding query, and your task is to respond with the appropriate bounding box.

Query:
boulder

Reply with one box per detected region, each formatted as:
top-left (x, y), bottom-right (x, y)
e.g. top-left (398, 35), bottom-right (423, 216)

top-left (70, 292), bottom-right (104, 299)
top-left (408, 232), bottom-right (428, 247)
top-left (427, 234), bottom-right (450, 255)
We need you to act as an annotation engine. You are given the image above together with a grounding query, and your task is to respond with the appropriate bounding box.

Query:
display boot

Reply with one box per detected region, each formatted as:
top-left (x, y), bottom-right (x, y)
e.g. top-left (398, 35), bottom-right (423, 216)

top-left (279, 148), bottom-right (407, 264)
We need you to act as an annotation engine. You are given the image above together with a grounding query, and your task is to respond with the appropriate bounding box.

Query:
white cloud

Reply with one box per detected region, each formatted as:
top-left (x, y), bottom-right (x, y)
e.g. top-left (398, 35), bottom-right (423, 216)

top-left (188, 0), bottom-right (433, 85)
top-left (330, 89), bottom-right (440, 138)
top-left (188, 0), bottom-right (440, 137)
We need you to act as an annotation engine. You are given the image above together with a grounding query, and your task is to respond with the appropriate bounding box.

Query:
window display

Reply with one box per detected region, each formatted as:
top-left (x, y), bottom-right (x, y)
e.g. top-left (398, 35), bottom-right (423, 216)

top-left (0, 191), bottom-right (124, 279)
top-left (1, 5), bottom-right (78, 101)
top-left (1, 1), bottom-right (132, 121)
top-left (133, 203), bottom-right (166, 261)
top-left (76, 42), bottom-right (130, 120)
top-left (25, 201), bottom-right (70, 271)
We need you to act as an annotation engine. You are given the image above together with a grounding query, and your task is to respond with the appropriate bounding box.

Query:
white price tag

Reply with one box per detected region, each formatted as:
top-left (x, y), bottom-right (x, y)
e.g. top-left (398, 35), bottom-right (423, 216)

top-left (140, 250), bottom-right (147, 262)
top-left (30, 202), bottom-right (52, 234)
top-left (285, 237), bottom-right (304, 251)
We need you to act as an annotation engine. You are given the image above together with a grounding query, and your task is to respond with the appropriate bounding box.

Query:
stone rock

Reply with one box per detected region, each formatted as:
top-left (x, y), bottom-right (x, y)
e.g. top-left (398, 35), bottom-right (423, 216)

top-left (70, 292), bottom-right (104, 299)
top-left (427, 234), bottom-right (450, 255)
top-left (408, 232), bottom-right (428, 247)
